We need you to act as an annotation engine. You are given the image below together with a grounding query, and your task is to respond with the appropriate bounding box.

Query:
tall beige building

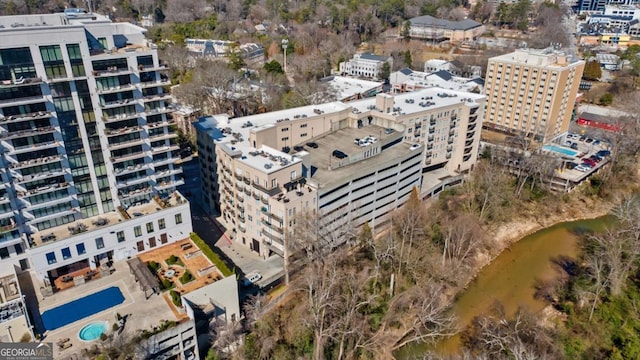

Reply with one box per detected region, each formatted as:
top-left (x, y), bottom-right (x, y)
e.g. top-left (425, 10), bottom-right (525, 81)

top-left (484, 48), bottom-right (585, 142)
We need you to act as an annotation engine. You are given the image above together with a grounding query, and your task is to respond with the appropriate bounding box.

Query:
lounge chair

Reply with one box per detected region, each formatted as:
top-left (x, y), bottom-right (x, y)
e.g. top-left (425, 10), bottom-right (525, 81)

top-left (56, 338), bottom-right (70, 345)
top-left (58, 342), bottom-right (72, 350)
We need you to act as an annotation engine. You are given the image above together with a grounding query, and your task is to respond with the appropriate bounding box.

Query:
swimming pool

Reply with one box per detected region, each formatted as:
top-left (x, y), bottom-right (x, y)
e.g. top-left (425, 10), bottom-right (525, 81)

top-left (542, 144), bottom-right (579, 157)
top-left (41, 286), bottom-right (124, 331)
top-left (78, 322), bottom-right (108, 341)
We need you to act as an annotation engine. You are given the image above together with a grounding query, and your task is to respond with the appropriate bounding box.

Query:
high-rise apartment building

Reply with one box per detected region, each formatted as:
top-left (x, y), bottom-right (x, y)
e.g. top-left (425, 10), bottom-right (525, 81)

top-left (484, 48), bottom-right (585, 142)
top-left (0, 12), bottom-right (191, 282)
top-left (195, 89), bottom-right (485, 257)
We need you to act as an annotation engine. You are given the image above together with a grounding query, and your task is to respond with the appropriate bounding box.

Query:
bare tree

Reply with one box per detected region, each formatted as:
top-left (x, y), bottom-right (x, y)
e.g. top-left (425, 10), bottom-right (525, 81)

top-left (383, 283), bottom-right (458, 351)
top-left (392, 187), bottom-right (426, 277)
top-left (440, 214), bottom-right (485, 272)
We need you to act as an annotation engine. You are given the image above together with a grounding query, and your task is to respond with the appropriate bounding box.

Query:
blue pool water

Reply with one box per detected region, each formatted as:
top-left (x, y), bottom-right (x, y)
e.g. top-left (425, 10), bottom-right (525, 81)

top-left (542, 144), bottom-right (579, 157)
top-left (78, 322), bottom-right (107, 341)
top-left (41, 286), bottom-right (124, 331)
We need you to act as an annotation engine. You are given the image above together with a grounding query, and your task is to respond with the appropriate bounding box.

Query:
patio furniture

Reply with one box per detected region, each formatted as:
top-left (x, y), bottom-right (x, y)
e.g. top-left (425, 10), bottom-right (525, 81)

top-left (165, 269), bottom-right (176, 278)
top-left (58, 342), bottom-right (72, 350)
top-left (61, 275), bottom-right (73, 283)
top-left (56, 338), bottom-right (70, 346)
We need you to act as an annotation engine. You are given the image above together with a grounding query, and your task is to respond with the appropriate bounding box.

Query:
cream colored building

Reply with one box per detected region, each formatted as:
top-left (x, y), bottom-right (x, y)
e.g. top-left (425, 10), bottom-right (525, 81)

top-left (484, 48), bottom-right (585, 142)
top-left (0, 271), bottom-right (33, 342)
top-left (407, 15), bottom-right (484, 43)
top-left (195, 88), bottom-right (485, 257)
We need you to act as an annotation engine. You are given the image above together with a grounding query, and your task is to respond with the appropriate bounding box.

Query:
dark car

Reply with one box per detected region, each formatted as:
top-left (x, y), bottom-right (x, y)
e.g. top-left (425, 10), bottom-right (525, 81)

top-left (306, 142), bottom-right (319, 148)
top-left (570, 142), bottom-right (579, 150)
top-left (597, 150), bottom-right (611, 157)
top-left (590, 155), bottom-right (602, 162)
top-left (332, 150), bottom-right (347, 159)
top-left (293, 145), bottom-right (304, 152)
top-left (565, 162), bottom-right (578, 170)
top-left (585, 138), bottom-right (594, 144)
top-left (579, 135), bottom-right (587, 141)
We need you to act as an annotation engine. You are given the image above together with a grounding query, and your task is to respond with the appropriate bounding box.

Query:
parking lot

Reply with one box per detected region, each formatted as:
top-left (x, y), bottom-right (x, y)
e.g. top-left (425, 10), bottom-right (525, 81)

top-left (546, 132), bottom-right (611, 181)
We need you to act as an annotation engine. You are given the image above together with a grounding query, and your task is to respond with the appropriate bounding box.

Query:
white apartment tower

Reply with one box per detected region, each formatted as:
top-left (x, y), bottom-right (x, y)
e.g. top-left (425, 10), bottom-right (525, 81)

top-left (0, 12), bottom-right (191, 282)
top-left (484, 48), bottom-right (585, 142)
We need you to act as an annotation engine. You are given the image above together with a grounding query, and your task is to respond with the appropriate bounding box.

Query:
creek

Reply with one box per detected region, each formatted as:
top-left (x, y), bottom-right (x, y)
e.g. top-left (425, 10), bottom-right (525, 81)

top-left (396, 215), bottom-right (612, 359)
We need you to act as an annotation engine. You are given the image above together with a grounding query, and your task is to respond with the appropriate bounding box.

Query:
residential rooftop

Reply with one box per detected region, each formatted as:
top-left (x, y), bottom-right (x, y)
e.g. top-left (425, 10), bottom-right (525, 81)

top-left (321, 76), bottom-right (383, 100)
top-left (391, 68), bottom-right (483, 93)
top-left (32, 192), bottom-right (187, 246)
top-left (490, 48), bottom-right (583, 68)
top-left (350, 87), bottom-right (484, 115)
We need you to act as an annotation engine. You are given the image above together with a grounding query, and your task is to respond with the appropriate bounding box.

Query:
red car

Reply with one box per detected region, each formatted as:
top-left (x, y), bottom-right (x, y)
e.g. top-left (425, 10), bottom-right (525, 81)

top-left (582, 159), bottom-right (596, 167)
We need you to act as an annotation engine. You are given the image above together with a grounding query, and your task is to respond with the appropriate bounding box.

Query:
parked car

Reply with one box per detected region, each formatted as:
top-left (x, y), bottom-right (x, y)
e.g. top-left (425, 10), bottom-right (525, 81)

top-left (593, 140), bottom-right (601, 145)
top-left (566, 162), bottom-right (578, 170)
top-left (597, 150), bottom-right (611, 157)
top-left (575, 164), bottom-right (590, 172)
top-left (579, 135), bottom-right (587, 141)
top-left (582, 159), bottom-right (596, 167)
top-left (384, 128), bottom-right (395, 134)
top-left (306, 142), bottom-right (319, 148)
top-left (589, 155), bottom-right (602, 162)
top-left (570, 142), bottom-right (579, 150)
top-left (585, 138), bottom-right (594, 144)
top-left (332, 150), bottom-right (347, 159)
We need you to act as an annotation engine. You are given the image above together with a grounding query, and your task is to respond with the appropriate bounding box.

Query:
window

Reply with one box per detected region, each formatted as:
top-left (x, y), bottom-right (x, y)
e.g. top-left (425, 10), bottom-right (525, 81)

top-left (134, 225), bottom-right (142, 237)
top-left (300, 123), bottom-right (308, 128)
top-left (146, 222), bottom-right (154, 233)
top-left (14, 243), bottom-right (23, 255)
top-left (61, 247), bottom-right (72, 260)
top-left (158, 219), bottom-right (166, 230)
top-left (117, 231), bottom-right (125, 243)
top-left (76, 243), bottom-right (86, 255)
top-left (136, 241), bottom-right (144, 251)
top-left (175, 213), bottom-right (183, 224)
top-left (46, 252), bottom-right (57, 264)
top-left (300, 133), bottom-right (307, 137)
top-left (95, 237), bottom-right (104, 249)
top-left (290, 171), bottom-right (296, 180)
top-left (160, 233), bottom-right (168, 244)
top-left (149, 237), bottom-right (156, 248)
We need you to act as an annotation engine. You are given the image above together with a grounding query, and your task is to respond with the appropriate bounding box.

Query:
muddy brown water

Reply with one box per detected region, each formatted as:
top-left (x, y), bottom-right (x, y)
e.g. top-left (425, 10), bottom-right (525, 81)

top-left (396, 216), bottom-right (612, 359)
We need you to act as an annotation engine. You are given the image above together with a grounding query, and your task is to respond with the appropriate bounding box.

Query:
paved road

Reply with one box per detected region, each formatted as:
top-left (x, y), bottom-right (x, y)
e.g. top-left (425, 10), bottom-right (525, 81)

top-left (177, 158), bottom-right (285, 293)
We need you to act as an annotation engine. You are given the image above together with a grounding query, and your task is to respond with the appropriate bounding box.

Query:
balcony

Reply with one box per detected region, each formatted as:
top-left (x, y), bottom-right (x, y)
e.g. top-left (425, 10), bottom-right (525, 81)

top-left (101, 98), bottom-right (136, 109)
top-left (97, 83), bottom-right (137, 95)
top-left (265, 211), bottom-right (283, 223)
top-left (252, 181), bottom-right (282, 197)
top-left (151, 144), bottom-right (180, 155)
top-left (23, 194), bottom-right (73, 211)
top-left (119, 186), bottom-right (153, 199)
top-left (117, 176), bottom-right (150, 188)
top-left (148, 132), bottom-right (178, 142)
top-left (93, 67), bottom-right (133, 78)
top-left (262, 230), bottom-right (283, 244)
top-left (0, 76), bottom-right (42, 88)
top-left (144, 107), bottom-right (172, 116)
top-left (108, 137), bottom-right (146, 151)
top-left (105, 126), bottom-right (144, 137)
top-left (0, 95), bottom-right (47, 106)
top-left (111, 151), bottom-right (147, 163)
top-left (15, 168), bottom-right (65, 185)
top-left (8, 140), bottom-right (58, 155)
top-left (151, 156), bottom-right (179, 167)
top-left (447, 137), bottom-right (454, 144)
top-left (155, 167), bottom-right (182, 178)
top-left (139, 64), bottom-right (169, 72)
top-left (262, 219), bottom-right (284, 234)
top-left (103, 112), bottom-right (140, 123)
top-left (0, 111), bottom-right (52, 124)
top-left (155, 179), bottom-right (184, 191)
top-left (10, 155), bottom-right (61, 170)
top-left (141, 93), bottom-right (172, 103)
top-left (139, 79), bottom-right (171, 89)
top-left (114, 163), bottom-right (149, 176)
top-left (0, 126), bottom-right (56, 141)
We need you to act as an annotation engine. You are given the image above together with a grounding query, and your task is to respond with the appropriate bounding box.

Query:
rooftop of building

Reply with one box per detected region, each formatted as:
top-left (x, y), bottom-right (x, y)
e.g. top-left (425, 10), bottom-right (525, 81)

top-left (320, 76), bottom-right (383, 100)
top-left (409, 15), bottom-right (482, 30)
top-left (32, 191), bottom-right (187, 247)
top-left (390, 68), bottom-right (483, 92)
top-left (0, 273), bottom-right (20, 304)
top-left (297, 125), bottom-right (418, 189)
top-left (489, 47), bottom-right (584, 67)
top-left (182, 276), bottom-right (239, 317)
top-left (354, 52), bottom-right (390, 62)
top-left (350, 87), bottom-right (485, 115)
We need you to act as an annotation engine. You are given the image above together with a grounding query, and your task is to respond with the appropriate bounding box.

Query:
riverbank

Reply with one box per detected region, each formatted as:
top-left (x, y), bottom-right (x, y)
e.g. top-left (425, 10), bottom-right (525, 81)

top-left (469, 195), bottom-right (613, 292)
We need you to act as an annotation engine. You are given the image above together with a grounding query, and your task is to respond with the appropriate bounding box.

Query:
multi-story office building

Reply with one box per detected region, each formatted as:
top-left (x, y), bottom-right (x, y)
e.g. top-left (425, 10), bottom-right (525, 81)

top-left (0, 12), bottom-right (190, 282)
top-left (195, 88), bottom-right (485, 257)
top-left (484, 48), bottom-right (585, 142)
top-left (576, 0), bottom-right (640, 14)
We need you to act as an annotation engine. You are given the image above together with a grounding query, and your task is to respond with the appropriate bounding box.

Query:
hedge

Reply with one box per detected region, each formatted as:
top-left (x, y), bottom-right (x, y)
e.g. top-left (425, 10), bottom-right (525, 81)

top-left (190, 232), bottom-right (233, 277)
top-left (170, 290), bottom-right (182, 307)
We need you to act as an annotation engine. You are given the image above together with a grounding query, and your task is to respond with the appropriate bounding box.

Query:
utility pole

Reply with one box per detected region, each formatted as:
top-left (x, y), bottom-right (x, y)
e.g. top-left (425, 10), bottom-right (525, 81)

top-left (281, 39), bottom-right (289, 74)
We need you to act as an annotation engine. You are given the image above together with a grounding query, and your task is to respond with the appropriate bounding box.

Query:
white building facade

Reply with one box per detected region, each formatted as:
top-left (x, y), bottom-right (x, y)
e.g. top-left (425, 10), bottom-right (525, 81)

top-left (339, 53), bottom-right (393, 80)
top-left (0, 12), bottom-right (190, 282)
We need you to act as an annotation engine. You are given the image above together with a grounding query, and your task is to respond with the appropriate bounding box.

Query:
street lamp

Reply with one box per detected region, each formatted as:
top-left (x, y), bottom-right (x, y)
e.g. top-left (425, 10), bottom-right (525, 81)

top-left (281, 39), bottom-right (289, 74)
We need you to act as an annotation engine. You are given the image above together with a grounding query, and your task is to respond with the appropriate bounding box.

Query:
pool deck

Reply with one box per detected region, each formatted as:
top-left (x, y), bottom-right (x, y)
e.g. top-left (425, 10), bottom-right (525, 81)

top-left (30, 260), bottom-right (178, 359)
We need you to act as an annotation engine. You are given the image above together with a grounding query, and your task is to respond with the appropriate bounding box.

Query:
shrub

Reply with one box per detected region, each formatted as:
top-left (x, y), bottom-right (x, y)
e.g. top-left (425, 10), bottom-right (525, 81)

top-left (112, 323), bottom-right (119, 332)
top-left (99, 333), bottom-right (108, 341)
top-left (161, 278), bottom-right (174, 290)
top-left (148, 261), bottom-right (160, 273)
top-left (19, 333), bottom-right (31, 342)
top-left (190, 233), bottom-right (233, 276)
top-left (170, 290), bottom-right (182, 307)
top-left (165, 255), bottom-right (184, 266)
top-left (179, 270), bottom-right (194, 284)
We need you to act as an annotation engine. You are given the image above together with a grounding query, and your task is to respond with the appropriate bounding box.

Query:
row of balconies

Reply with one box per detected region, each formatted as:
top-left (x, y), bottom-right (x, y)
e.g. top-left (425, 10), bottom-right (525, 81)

top-left (0, 126), bottom-right (56, 141)
top-left (0, 111), bottom-right (51, 124)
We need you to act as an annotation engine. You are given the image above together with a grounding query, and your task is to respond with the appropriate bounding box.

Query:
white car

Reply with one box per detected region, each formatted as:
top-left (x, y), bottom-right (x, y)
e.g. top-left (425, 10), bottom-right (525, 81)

top-left (242, 273), bottom-right (262, 286)
top-left (575, 164), bottom-right (590, 172)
